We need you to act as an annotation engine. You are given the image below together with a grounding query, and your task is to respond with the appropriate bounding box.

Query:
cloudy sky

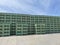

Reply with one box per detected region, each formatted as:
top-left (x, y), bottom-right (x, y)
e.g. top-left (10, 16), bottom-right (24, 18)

top-left (0, 0), bottom-right (60, 16)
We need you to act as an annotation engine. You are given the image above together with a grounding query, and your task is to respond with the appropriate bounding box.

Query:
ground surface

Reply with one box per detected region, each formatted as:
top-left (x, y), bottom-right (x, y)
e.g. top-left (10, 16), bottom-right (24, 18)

top-left (0, 34), bottom-right (60, 45)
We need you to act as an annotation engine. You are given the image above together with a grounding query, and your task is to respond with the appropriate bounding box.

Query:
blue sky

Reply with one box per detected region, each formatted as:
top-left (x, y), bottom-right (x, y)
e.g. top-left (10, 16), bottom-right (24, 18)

top-left (0, 0), bottom-right (60, 16)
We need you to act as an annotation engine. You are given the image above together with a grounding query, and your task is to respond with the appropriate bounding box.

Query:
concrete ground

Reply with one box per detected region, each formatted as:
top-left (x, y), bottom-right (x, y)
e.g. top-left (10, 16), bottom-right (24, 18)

top-left (0, 34), bottom-right (60, 45)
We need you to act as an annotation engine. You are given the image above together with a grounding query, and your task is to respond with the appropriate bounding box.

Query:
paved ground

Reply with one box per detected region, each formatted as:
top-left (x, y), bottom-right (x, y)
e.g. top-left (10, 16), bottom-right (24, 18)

top-left (0, 34), bottom-right (60, 45)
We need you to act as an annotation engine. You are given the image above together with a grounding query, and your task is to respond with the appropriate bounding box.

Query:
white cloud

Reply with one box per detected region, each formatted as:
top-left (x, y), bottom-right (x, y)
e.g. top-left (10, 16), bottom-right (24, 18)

top-left (38, 0), bottom-right (51, 10)
top-left (0, 8), bottom-right (9, 12)
top-left (0, 0), bottom-right (52, 15)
